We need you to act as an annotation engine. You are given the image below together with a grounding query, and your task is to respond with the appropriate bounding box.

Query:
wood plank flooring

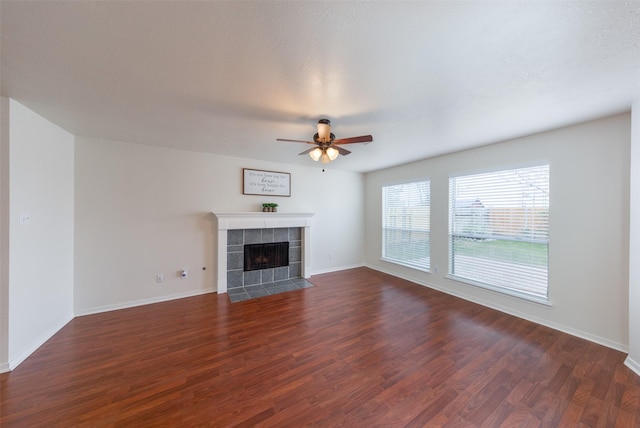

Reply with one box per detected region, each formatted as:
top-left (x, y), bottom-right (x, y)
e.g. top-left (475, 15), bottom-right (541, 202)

top-left (2, 267), bottom-right (639, 427)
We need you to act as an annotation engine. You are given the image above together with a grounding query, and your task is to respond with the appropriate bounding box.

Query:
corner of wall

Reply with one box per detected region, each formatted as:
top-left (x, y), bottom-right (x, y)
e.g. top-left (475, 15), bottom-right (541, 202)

top-left (628, 100), bottom-right (640, 368)
top-left (625, 355), bottom-right (640, 377)
top-left (0, 96), bottom-right (10, 372)
top-left (4, 98), bottom-right (75, 372)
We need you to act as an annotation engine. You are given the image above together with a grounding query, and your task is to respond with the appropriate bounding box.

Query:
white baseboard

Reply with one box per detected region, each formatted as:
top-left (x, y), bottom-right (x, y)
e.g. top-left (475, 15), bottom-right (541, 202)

top-left (310, 263), bottom-right (365, 276)
top-left (75, 267), bottom-right (364, 319)
top-left (625, 356), bottom-right (640, 377)
top-left (365, 264), bottom-right (629, 354)
top-left (3, 313), bottom-right (73, 372)
top-left (75, 288), bottom-right (216, 317)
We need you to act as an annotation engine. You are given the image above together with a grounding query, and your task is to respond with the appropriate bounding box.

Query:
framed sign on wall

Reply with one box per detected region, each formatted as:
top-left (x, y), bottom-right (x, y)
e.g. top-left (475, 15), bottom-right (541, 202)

top-left (242, 168), bottom-right (291, 197)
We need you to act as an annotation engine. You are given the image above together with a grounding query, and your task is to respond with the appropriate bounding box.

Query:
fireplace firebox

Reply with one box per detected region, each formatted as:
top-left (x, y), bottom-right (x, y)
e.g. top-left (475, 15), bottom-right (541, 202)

top-left (244, 242), bottom-right (289, 272)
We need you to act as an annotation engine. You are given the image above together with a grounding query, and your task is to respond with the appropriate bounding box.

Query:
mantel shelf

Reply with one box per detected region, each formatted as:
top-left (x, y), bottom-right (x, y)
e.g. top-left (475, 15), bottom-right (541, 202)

top-left (213, 212), bottom-right (314, 230)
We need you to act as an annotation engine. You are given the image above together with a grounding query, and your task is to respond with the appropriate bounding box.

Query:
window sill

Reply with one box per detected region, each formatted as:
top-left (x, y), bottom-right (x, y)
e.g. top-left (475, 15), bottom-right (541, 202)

top-left (445, 274), bottom-right (552, 307)
top-left (380, 257), bottom-right (430, 274)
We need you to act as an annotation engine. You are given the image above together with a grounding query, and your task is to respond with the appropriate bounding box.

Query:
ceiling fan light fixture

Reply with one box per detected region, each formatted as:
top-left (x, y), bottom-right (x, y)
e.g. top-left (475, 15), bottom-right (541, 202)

top-left (277, 118), bottom-right (372, 166)
top-left (309, 147), bottom-right (323, 161)
top-left (326, 146), bottom-right (339, 161)
top-left (317, 119), bottom-right (331, 142)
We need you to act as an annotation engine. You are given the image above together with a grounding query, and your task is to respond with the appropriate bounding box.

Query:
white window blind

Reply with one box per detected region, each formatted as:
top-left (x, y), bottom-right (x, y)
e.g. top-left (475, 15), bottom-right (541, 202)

top-left (449, 164), bottom-right (549, 301)
top-left (382, 180), bottom-right (430, 271)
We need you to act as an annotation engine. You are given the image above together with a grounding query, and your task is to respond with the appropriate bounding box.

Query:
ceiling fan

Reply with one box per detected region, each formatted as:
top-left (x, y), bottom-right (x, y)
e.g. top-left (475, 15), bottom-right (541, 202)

top-left (277, 119), bottom-right (373, 165)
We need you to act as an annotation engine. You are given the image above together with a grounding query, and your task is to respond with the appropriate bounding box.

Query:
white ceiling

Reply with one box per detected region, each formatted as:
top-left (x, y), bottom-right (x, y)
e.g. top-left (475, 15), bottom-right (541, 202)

top-left (2, 1), bottom-right (640, 173)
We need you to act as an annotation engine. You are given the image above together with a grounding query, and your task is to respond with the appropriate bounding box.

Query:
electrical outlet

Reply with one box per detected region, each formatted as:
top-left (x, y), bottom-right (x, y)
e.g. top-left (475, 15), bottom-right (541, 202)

top-left (180, 270), bottom-right (188, 279)
top-left (156, 274), bottom-right (164, 283)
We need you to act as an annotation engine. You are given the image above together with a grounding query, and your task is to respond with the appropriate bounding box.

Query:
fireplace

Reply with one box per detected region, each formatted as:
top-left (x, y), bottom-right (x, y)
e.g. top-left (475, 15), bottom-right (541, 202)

top-left (226, 227), bottom-right (300, 288)
top-left (212, 212), bottom-right (314, 293)
top-left (244, 242), bottom-right (289, 271)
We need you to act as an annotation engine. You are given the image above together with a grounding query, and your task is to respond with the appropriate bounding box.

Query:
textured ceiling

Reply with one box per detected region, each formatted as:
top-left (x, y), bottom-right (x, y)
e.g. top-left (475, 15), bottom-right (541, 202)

top-left (2, 1), bottom-right (640, 172)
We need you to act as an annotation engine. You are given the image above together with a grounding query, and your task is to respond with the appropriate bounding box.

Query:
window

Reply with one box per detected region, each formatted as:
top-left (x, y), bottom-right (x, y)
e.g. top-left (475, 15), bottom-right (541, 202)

top-left (449, 164), bottom-right (549, 301)
top-left (382, 180), bottom-right (430, 271)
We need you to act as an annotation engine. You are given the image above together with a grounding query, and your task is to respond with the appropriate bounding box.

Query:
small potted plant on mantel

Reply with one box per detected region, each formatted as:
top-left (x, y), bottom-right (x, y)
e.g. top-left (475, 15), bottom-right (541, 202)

top-left (262, 203), bottom-right (278, 212)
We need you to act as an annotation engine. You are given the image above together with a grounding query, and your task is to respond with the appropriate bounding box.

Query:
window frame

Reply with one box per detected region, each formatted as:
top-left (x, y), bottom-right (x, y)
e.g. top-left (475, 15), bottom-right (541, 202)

top-left (381, 179), bottom-right (431, 272)
top-left (447, 162), bottom-right (550, 304)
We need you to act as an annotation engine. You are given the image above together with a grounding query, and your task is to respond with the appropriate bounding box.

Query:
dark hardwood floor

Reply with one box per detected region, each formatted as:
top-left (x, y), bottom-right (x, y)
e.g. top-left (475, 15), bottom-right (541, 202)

top-left (2, 267), bottom-right (639, 427)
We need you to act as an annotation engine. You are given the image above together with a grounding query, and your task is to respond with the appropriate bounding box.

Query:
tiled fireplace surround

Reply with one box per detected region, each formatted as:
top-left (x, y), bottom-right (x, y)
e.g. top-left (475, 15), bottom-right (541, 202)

top-left (213, 213), bottom-right (314, 293)
top-left (226, 227), bottom-right (301, 289)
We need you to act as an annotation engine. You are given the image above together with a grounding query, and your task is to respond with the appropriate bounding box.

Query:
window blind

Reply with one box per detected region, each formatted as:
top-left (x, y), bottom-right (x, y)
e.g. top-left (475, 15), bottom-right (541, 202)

top-left (449, 164), bottom-right (549, 300)
top-left (382, 180), bottom-right (430, 271)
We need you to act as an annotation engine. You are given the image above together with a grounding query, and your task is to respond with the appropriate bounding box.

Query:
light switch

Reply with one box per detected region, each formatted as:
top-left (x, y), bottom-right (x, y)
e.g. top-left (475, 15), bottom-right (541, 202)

top-left (19, 212), bottom-right (31, 225)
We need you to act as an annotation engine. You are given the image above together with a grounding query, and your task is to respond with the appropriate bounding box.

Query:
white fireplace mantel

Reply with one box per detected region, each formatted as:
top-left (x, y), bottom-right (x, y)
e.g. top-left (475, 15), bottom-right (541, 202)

top-left (213, 212), bottom-right (314, 293)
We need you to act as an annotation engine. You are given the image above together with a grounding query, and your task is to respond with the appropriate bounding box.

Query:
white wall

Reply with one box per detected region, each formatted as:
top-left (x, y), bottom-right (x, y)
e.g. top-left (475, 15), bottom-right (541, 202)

top-left (0, 97), bottom-right (10, 371)
top-left (74, 137), bottom-right (364, 315)
top-left (627, 102), bottom-right (640, 374)
top-left (365, 113), bottom-right (631, 351)
top-left (4, 98), bottom-right (75, 370)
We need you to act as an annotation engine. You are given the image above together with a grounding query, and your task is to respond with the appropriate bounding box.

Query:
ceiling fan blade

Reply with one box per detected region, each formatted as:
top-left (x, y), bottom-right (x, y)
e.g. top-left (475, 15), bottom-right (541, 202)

top-left (332, 145), bottom-right (351, 156)
top-left (298, 147), bottom-right (316, 155)
top-left (333, 135), bottom-right (373, 144)
top-left (277, 138), bottom-right (314, 144)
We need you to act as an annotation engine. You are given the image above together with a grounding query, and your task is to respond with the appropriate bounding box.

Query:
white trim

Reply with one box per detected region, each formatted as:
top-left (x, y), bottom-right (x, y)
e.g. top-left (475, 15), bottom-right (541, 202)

top-left (445, 274), bottom-right (551, 307)
top-left (213, 212), bottom-right (314, 294)
top-left (75, 288), bottom-right (216, 317)
top-left (213, 212), bottom-right (314, 230)
top-left (4, 313), bottom-right (73, 372)
top-left (366, 263), bottom-right (628, 353)
top-left (624, 356), bottom-right (640, 377)
top-left (380, 257), bottom-right (430, 274)
top-left (311, 263), bottom-right (365, 276)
